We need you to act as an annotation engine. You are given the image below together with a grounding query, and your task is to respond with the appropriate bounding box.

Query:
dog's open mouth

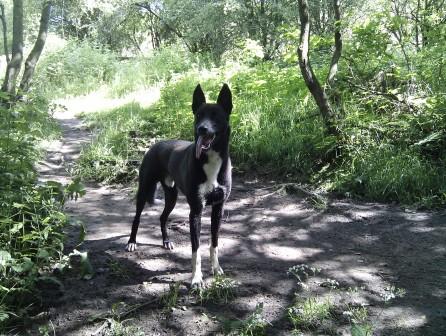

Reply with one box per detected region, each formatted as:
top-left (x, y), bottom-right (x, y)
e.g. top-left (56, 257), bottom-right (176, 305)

top-left (195, 134), bottom-right (215, 158)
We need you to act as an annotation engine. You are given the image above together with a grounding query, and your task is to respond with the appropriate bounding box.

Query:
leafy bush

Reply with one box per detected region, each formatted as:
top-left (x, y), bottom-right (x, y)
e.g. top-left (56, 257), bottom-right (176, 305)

top-left (35, 40), bottom-right (117, 98)
top-left (0, 98), bottom-right (81, 328)
top-left (109, 45), bottom-right (198, 97)
top-left (333, 144), bottom-right (446, 206)
top-left (35, 42), bottom-right (199, 100)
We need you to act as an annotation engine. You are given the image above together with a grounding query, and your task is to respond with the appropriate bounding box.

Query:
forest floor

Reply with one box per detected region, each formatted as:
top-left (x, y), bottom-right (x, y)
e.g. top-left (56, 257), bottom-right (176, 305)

top-left (34, 89), bottom-right (446, 336)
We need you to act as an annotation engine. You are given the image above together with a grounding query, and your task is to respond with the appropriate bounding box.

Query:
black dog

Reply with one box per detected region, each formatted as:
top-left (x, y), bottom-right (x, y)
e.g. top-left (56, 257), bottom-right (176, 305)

top-left (126, 84), bottom-right (232, 288)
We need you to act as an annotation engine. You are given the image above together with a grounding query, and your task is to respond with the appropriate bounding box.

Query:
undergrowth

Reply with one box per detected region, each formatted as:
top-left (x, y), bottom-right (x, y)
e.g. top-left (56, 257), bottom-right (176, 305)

top-left (67, 41), bottom-right (446, 207)
top-left (0, 96), bottom-right (84, 329)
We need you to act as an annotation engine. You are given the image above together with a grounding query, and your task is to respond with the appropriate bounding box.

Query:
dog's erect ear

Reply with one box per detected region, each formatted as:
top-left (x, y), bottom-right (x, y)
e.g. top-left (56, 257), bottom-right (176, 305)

top-left (192, 84), bottom-right (206, 114)
top-left (217, 84), bottom-right (232, 114)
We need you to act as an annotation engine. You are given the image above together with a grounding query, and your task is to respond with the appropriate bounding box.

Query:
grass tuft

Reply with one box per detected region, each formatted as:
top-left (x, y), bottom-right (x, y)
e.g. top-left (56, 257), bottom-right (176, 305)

top-left (195, 275), bottom-right (237, 304)
top-left (224, 303), bottom-right (269, 336)
top-left (288, 297), bottom-right (333, 331)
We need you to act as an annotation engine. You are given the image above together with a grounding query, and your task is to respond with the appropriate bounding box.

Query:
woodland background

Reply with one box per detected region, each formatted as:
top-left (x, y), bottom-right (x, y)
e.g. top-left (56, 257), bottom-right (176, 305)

top-left (0, 0), bottom-right (445, 332)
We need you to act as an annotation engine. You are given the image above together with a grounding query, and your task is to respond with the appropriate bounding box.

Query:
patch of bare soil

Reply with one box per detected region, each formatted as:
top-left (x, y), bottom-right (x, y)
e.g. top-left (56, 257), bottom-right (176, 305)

top-left (33, 105), bottom-right (446, 336)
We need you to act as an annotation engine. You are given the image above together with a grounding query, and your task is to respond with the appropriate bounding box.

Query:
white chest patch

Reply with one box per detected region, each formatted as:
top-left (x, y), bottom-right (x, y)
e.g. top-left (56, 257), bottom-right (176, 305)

top-left (199, 150), bottom-right (222, 198)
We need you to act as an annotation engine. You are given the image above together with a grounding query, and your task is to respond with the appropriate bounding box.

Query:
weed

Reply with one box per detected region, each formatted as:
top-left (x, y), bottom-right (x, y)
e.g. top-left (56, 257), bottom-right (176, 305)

top-left (380, 285), bottom-right (406, 303)
top-left (160, 282), bottom-right (181, 311)
top-left (343, 305), bottom-right (373, 336)
top-left (320, 278), bottom-right (340, 290)
top-left (288, 297), bottom-right (333, 330)
top-left (287, 264), bottom-right (321, 289)
top-left (107, 258), bottom-right (129, 280)
top-left (196, 275), bottom-right (236, 304)
top-left (94, 302), bottom-right (145, 336)
top-left (224, 303), bottom-right (269, 336)
top-left (102, 319), bottom-right (144, 336)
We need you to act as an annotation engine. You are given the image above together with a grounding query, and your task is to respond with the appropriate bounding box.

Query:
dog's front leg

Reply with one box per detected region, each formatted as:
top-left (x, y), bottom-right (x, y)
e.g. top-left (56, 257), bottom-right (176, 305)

top-left (189, 204), bottom-right (203, 289)
top-left (210, 202), bottom-right (224, 276)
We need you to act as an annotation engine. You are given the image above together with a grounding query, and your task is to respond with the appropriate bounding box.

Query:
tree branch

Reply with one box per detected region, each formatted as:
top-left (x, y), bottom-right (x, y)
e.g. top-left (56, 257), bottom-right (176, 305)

top-left (134, 2), bottom-right (194, 51)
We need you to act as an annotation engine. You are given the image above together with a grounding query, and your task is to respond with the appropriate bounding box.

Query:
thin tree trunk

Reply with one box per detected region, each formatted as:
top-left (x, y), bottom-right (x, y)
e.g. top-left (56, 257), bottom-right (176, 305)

top-left (19, 1), bottom-right (52, 93)
top-left (326, 0), bottom-right (342, 87)
top-left (297, 0), bottom-right (338, 136)
top-left (0, 2), bottom-right (9, 63)
top-left (2, 0), bottom-right (23, 95)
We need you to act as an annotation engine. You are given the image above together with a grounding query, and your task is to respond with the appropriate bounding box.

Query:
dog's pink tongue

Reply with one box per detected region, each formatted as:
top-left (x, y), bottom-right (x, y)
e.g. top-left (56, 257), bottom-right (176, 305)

top-left (195, 136), bottom-right (203, 159)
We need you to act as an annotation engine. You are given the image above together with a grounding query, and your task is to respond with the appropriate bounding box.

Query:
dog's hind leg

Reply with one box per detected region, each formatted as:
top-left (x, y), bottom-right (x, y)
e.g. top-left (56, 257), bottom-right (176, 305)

top-left (126, 180), bottom-right (157, 252)
top-left (160, 183), bottom-right (177, 250)
top-left (210, 203), bottom-right (224, 276)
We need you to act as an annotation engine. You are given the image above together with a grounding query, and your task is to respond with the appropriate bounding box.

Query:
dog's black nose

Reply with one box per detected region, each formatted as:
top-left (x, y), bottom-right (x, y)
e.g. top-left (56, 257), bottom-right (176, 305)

top-left (197, 125), bottom-right (210, 136)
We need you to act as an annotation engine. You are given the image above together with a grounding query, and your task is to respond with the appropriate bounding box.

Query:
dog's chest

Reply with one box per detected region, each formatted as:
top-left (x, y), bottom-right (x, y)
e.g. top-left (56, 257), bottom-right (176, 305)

top-left (199, 150), bottom-right (222, 197)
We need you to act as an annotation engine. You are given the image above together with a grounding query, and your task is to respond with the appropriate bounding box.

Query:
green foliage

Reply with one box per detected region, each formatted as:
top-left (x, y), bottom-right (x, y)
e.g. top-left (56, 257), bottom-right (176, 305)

top-left (0, 98), bottom-right (81, 328)
top-left (76, 63), bottom-right (335, 183)
top-left (333, 144), bottom-right (446, 205)
top-left (35, 41), bottom-right (199, 100)
top-left (224, 303), bottom-right (269, 336)
top-left (159, 282), bottom-right (181, 311)
top-left (344, 305), bottom-right (373, 336)
top-left (288, 297), bottom-right (333, 331)
top-left (35, 40), bottom-right (116, 98)
top-left (109, 45), bottom-right (198, 97)
top-left (195, 275), bottom-right (236, 304)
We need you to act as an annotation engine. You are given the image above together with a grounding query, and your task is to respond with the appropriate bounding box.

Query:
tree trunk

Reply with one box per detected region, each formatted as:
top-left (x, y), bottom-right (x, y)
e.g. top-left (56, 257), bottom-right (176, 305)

top-left (297, 0), bottom-right (338, 136)
top-left (19, 1), bottom-right (52, 93)
top-left (0, 3), bottom-right (9, 63)
top-left (2, 0), bottom-right (23, 95)
top-left (326, 0), bottom-right (342, 87)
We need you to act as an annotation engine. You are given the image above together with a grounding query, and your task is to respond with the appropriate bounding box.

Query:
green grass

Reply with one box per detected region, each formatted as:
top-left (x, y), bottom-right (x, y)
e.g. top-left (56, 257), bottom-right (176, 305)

top-left (344, 305), bottom-right (374, 336)
top-left (195, 275), bottom-right (237, 304)
top-left (288, 297), bottom-right (333, 331)
top-left (332, 144), bottom-right (446, 206)
top-left (159, 282), bottom-right (181, 311)
top-left (223, 303), bottom-right (269, 336)
top-left (35, 42), bottom-right (200, 100)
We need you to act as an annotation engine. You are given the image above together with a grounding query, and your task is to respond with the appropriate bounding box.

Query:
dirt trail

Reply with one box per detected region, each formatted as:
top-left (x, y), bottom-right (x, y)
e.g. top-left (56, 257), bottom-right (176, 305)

top-left (36, 92), bottom-right (446, 336)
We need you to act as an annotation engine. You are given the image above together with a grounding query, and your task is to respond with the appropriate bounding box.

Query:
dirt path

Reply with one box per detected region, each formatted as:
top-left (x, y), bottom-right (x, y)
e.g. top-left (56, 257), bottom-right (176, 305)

top-left (35, 95), bottom-right (446, 336)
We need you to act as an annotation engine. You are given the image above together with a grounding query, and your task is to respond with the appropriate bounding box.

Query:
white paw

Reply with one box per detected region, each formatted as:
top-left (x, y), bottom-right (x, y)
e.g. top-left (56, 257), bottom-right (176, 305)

top-left (191, 273), bottom-right (204, 290)
top-left (163, 240), bottom-right (174, 250)
top-left (212, 266), bottom-right (224, 276)
top-left (126, 242), bottom-right (137, 252)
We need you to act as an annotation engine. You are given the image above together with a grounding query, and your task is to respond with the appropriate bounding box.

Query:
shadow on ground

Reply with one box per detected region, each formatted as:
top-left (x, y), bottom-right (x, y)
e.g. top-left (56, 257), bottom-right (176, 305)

top-left (41, 178), bottom-right (446, 336)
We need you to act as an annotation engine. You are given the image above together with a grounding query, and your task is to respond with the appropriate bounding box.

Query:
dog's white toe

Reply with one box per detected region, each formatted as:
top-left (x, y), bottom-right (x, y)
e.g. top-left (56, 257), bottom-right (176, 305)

top-left (212, 266), bottom-right (224, 276)
top-left (191, 278), bottom-right (204, 290)
top-left (163, 241), bottom-right (174, 250)
top-left (126, 242), bottom-right (137, 252)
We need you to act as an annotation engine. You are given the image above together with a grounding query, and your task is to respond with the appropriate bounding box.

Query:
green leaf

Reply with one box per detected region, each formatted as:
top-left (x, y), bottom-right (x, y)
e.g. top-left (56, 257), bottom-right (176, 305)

top-left (70, 249), bottom-right (94, 280)
top-left (37, 248), bottom-right (50, 260)
top-left (78, 222), bottom-right (87, 246)
top-left (10, 222), bottom-right (24, 234)
top-left (0, 251), bottom-right (12, 268)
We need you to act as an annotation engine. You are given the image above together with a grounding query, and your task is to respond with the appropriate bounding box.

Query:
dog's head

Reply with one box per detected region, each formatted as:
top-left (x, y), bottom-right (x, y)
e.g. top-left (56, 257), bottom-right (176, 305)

top-left (192, 84), bottom-right (232, 159)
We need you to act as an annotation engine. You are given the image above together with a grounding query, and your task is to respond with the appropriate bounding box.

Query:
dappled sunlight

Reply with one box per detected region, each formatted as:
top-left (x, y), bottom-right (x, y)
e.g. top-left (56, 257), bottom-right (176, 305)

top-left (54, 85), bottom-right (161, 118)
top-left (260, 243), bottom-right (323, 262)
